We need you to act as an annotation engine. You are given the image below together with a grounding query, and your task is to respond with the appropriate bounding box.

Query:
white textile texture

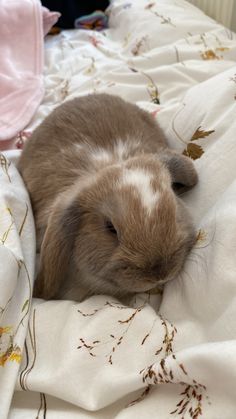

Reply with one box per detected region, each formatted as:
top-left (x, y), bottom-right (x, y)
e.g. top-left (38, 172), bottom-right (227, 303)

top-left (1, 0), bottom-right (236, 418)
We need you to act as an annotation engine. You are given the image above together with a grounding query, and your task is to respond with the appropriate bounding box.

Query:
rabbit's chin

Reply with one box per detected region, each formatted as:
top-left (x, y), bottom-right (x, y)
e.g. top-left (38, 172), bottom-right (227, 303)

top-left (103, 274), bottom-right (174, 296)
top-left (57, 269), bottom-right (173, 302)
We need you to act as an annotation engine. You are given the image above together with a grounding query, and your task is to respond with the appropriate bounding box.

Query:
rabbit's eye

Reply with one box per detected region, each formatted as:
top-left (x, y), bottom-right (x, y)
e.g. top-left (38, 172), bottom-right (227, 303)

top-left (105, 220), bottom-right (117, 236)
top-left (172, 182), bottom-right (185, 194)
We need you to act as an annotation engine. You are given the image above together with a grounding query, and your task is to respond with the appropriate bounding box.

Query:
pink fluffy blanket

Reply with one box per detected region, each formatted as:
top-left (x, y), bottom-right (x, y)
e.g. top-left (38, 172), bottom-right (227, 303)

top-left (0, 0), bottom-right (60, 150)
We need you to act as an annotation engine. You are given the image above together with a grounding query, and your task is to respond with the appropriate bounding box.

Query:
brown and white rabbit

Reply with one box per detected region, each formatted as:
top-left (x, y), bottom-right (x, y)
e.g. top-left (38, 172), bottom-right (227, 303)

top-left (18, 93), bottom-right (198, 302)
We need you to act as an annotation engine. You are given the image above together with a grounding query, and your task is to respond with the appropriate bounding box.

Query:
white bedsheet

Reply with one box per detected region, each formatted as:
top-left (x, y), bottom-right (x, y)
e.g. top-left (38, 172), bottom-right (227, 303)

top-left (1, 0), bottom-right (236, 417)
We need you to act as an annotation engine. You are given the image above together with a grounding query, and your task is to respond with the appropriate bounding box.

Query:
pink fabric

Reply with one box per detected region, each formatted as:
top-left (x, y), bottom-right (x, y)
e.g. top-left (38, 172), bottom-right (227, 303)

top-left (42, 6), bottom-right (61, 36)
top-left (0, 1), bottom-right (60, 151)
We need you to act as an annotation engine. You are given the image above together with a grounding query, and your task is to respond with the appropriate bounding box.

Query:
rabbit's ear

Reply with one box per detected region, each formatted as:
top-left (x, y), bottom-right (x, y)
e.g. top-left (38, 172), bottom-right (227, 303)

top-left (160, 150), bottom-right (198, 191)
top-left (34, 194), bottom-right (80, 300)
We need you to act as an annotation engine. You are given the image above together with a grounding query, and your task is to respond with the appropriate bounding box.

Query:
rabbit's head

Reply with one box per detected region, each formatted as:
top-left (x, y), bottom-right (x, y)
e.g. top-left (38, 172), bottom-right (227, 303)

top-left (34, 150), bottom-right (197, 300)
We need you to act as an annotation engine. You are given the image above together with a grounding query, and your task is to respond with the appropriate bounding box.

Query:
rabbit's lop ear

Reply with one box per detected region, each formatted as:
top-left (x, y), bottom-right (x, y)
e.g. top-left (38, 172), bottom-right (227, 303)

top-left (160, 150), bottom-right (198, 192)
top-left (34, 194), bottom-right (80, 300)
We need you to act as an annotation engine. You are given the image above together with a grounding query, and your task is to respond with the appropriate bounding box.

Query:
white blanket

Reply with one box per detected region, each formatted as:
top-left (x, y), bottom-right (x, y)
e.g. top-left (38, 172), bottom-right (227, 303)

top-left (1, 0), bottom-right (236, 417)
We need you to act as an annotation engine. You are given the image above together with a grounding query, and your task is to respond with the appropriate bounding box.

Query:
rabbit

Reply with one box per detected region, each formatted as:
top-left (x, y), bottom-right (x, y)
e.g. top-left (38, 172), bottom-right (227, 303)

top-left (18, 93), bottom-right (198, 302)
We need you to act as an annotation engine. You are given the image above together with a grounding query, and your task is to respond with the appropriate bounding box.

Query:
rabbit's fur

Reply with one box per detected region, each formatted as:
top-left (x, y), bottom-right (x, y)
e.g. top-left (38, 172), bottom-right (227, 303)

top-left (18, 94), bottom-right (198, 301)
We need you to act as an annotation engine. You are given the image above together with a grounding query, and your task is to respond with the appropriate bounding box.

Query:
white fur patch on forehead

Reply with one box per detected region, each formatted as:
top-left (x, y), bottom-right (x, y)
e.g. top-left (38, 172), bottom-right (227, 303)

top-left (75, 138), bottom-right (142, 167)
top-left (115, 139), bottom-right (141, 161)
top-left (92, 140), bottom-right (139, 164)
top-left (122, 169), bottom-right (160, 214)
top-left (92, 148), bottom-right (112, 162)
top-left (115, 139), bottom-right (131, 160)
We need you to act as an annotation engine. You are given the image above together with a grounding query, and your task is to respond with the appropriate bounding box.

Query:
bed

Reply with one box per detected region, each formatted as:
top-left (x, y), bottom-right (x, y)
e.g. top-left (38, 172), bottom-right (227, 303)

top-left (1, 0), bottom-right (236, 417)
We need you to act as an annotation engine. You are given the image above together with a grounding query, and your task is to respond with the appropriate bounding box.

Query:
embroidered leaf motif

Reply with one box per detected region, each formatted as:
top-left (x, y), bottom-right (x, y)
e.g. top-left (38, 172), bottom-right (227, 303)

top-left (129, 67), bottom-right (160, 103)
top-left (1, 208), bottom-right (14, 244)
top-left (8, 348), bottom-right (22, 364)
top-left (0, 154), bottom-right (11, 182)
top-left (131, 36), bottom-right (148, 56)
top-left (60, 79), bottom-right (70, 101)
top-left (201, 49), bottom-right (220, 60)
top-left (21, 299), bottom-right (29, 312)
top-left (0, 327), bottom-right (22, 367)
top-left (89, 35), bottom-right (103, 48)
top-left (145, 2), bottom-right (155, 9)
top-left (195, 229), bottom-right (207, 244)
top-left (179, 363), bottom-right (188, 375)
top-left (19, 204), bottom-right (29, 236)
top-left (84, 57), bottom-right (96, 75)
top-left (129, 67), bottom-right (138, 73)
top-left (191, 126), bottom-right (215, 141)
top-left (216, 47), bottom-right (230, 52)
top-left (0, 326), bottom-right (11, 337)
top-left (127, 385), bottom-right (151, 407)
top-left (141, 333), bottom-right (150, 345)
top-left (183, 143), bottom-right (204, 160)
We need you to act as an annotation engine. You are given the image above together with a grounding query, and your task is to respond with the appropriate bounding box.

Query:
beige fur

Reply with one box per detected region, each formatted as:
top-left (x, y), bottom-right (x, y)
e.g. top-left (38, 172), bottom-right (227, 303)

top-left (18, 93), bottom-right (198, 301)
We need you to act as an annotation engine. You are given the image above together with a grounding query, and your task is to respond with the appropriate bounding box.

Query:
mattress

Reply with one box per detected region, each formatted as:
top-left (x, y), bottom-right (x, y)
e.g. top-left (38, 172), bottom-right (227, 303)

top-left (1, 0), bottom-right (236, 418)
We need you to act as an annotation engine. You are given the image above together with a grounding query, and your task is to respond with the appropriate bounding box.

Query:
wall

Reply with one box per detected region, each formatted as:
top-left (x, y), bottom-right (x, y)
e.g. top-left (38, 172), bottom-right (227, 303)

top-left (187, 0), bottom-right (236, 31)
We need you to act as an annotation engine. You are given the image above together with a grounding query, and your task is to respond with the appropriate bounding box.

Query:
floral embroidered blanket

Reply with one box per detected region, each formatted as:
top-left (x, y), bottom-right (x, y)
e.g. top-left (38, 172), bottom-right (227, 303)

top-left (2, 0), bottom-right (236, 418)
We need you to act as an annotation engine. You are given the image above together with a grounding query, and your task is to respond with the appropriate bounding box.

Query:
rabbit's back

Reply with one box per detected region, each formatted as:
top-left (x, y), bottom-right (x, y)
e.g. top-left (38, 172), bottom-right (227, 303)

top-left (18, 94), bottom-right (167, 219)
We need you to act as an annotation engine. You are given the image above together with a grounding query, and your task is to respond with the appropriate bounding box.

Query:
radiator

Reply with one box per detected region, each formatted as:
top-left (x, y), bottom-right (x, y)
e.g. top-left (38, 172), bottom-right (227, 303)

top-left (187, 0), bottom-right (235, 30)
